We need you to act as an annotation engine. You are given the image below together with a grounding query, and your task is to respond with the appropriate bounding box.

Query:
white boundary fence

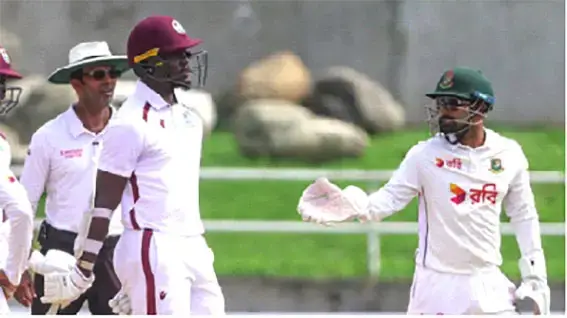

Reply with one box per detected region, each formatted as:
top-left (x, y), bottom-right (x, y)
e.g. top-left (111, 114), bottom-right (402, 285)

top-left (22, 166), bottom-right (565, 278)
top-left (31, 219), bottom-right (566, 278)
top-left (10, 166), bottom-right (567, 183)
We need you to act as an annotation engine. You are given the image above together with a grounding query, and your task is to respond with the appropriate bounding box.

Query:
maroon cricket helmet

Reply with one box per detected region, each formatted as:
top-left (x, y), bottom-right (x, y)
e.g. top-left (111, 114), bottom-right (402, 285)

top-left (0, 46), bottom-right (23, 115)
top-left (127, 15), bottom-right (207, 89)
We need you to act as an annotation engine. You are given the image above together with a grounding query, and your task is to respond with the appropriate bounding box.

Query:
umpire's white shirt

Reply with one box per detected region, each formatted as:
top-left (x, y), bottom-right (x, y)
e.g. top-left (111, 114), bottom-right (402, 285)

top-left (20, 106), bottom-right (123, 236)
top-left (367, 129), bottom-right (542, 274)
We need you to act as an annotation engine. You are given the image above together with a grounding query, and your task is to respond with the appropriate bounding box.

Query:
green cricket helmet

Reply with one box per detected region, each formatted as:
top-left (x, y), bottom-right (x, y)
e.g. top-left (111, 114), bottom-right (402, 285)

top-left (425, 67), bottom-right (495, 144)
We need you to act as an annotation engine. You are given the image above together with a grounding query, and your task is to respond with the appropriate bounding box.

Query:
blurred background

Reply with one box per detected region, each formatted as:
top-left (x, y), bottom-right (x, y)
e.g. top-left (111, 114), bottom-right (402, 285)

top-left (1, 0), bottom-right (565, 314)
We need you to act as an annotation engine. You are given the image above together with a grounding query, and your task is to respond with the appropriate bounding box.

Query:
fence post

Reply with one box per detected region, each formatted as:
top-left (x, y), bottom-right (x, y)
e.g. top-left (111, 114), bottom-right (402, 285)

top-left (366, 231), bottom-right (381, 278)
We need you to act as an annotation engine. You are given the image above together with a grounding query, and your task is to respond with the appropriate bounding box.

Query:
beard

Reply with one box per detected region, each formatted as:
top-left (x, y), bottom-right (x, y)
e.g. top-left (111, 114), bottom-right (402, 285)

top-left (438, 115), bottom-right (468, 134)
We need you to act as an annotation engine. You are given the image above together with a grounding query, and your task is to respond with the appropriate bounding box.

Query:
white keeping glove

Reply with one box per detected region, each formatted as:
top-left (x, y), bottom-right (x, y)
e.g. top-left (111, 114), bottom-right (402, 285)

top-left (40, 265), bottom-right (94, 305)
top-left (297, 178), bottom-right (370, 225)
top-left (515, 256), bottom-right (550, 315)
top-left (108, 288), bottom-right (132, 315)
top-left (28, 250), bottom-right (77, 276)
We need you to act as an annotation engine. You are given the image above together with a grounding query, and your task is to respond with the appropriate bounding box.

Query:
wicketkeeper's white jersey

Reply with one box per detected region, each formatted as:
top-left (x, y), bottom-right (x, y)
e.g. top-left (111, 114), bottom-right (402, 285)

top-left (367, 129), bottom-right (542, 274)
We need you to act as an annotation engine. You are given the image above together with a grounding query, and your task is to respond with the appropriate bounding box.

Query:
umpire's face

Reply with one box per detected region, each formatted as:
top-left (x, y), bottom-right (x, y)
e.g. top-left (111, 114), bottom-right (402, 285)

top-left (71, 65), bottom-right (121, 107)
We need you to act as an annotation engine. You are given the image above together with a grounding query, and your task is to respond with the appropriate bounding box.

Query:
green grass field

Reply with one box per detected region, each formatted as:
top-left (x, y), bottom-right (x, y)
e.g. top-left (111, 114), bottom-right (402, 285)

top-left (36, 125), bottom-right (565, 281)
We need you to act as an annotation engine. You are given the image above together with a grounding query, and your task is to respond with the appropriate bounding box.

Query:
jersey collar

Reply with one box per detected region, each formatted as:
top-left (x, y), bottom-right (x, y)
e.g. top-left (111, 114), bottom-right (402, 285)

top-left (134, 80), bottom-right (170, 110)
top-left (65, 104), bottom-right (116, 138)
top-left (445, 128), bottom-right (497, 152)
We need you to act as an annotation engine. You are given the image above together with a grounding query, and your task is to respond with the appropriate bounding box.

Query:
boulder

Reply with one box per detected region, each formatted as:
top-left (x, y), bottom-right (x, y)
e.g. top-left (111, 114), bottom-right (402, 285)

top-left (232, 99), bottom-right (315, 158)
top-left (302, 90), bottom-right (360, 126)
top-left (302, 118), bottom-right (368, 161)
top-left (233, 99), bottom-right (368, 162)
top-left (214, 89), bottom-right (246, 131)
top-left (237, 51), bottom-right (311, 103)
top-left (304, 66), bottom-right (406, 134)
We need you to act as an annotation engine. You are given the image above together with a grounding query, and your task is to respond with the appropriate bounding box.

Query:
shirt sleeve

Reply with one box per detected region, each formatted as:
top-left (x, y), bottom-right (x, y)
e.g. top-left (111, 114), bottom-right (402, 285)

top-left (98, 121), bottom-right (144, 178)
top-left (0, 168), bottom-right (34, 285)
top-left (367, 142), bottom-right (424, 220)
top-left (503, 144), bottom-right (543, 257)
top-left (19, 131), bottom-right (50, 215)
top-left (0, 137), bottom-right (13, 169)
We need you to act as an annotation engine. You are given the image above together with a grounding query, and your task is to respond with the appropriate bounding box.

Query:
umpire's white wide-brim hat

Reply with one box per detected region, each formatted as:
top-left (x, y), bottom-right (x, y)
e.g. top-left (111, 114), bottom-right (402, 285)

top-left (48, 41), bottom-right (130, 84)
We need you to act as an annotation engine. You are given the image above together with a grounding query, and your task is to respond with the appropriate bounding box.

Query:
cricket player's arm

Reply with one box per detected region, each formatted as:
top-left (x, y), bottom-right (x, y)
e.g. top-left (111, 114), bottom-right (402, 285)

top-left (76, 122), bottom-right (143, 277)
top-left (0, 168), bottom-right (34, 286)
top-left (19, 131), bottom-right (51, 217)
top-left (341, 143), bottom-right (424, 221)
top-left (503, 145), bottom-right (550, 313)
top-left (365, 143), bottom-right (423, 220)
top-left (502, 148), bottom-right (547, 275)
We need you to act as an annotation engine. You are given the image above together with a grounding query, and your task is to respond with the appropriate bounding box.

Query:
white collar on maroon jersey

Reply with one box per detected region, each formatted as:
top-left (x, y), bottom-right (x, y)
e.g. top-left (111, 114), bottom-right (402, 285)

top-left (134, 80), bottom-right (170, 110)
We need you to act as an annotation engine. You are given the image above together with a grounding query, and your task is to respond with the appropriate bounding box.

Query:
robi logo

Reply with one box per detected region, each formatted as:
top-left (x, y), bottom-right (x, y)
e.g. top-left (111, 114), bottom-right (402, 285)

top-left (450, 183), bottom-right (498, 205)
top-left (435, 157), bottom-right (462, 169)
top-left (449, 183), bottom-right (466, 204)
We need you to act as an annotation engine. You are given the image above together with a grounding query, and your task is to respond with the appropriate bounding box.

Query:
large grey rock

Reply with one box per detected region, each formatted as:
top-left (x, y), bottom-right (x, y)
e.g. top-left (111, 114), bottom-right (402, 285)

top-left (214, 89), bottom-right (245, 131)
top-left (232, 99), bottom-right (316, 158)
top-left (304, 117), bottom-right (368, 161)
top-left (304, 66), bottom-right (406, 134)
top-left (233, 99), bottom-right (368, 162)
top-left (237, 51), bottom-right (312, 103)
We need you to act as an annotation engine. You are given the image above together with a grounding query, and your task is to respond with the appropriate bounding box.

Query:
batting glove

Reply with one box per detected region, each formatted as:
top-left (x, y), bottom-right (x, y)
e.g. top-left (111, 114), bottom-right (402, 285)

top-left (28, 250), bottom-right (76, 276)
top-left (109, 288), bottom-right (132, 315)
top-left (40, 265), bottom-right (94, 305)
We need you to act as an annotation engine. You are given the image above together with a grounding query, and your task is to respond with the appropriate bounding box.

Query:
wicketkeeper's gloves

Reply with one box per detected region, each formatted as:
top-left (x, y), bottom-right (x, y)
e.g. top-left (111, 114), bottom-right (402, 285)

top-left (297, 178), bottom-right (370, 225)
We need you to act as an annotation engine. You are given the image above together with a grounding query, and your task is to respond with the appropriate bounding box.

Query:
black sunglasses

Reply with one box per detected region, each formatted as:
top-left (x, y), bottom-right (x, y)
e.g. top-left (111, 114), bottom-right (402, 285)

top-left (436, 96), bottom-right (471, 109)
top-left (83, 69), bottom-right (122, 81)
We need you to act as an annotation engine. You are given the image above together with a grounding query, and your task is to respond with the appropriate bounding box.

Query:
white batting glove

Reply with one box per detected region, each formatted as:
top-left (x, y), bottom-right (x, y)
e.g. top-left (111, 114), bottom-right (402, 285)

top-left (297, 178), bottom-right (370, 225)
top-left (515, 256), bottom-right (550, 315)
top-left (108, 288), bottom-right (132, 315)
top-left (28, 250), bottom-right (77, 276)
top-left (40, 265), bottom-right (94, 305)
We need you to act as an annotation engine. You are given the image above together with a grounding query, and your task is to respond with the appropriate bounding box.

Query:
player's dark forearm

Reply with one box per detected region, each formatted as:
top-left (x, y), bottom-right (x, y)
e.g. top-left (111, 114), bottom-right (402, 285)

top-left (78, 217), bottom-right (110, 277)
top-left (94, 170), bottom-right (128, 210)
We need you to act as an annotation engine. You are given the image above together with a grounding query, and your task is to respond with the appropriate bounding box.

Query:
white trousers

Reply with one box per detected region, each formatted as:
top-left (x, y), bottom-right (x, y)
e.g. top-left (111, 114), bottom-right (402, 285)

top-left (0, 224), bottom-right (10, 315)
top-left (113, 229), bottom-right (225, 315)
top-left (0, 291), bottom-right (8, 315)
top-left (407, 265), bottom-right (517, 315)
